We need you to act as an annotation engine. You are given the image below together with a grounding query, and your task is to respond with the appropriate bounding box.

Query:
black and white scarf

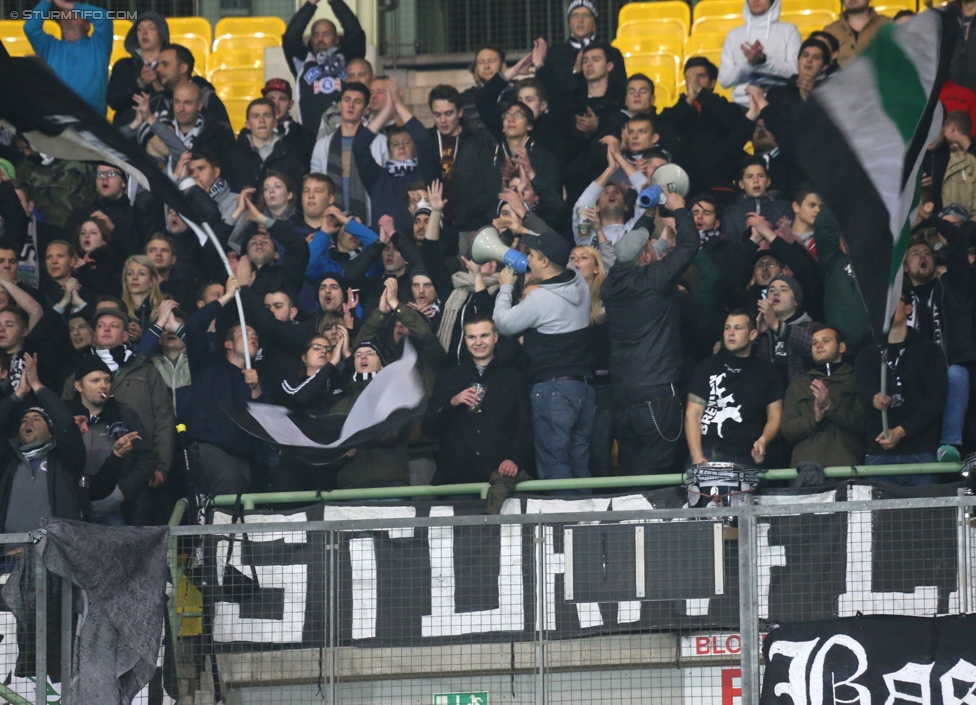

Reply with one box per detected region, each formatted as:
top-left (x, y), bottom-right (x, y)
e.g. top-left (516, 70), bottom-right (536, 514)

top-left (208, 177), bottom-right (230, 202)
top-left (384, 158), bottom-right (418, 176)
top-left (94, 345), bottom-right (135, 373)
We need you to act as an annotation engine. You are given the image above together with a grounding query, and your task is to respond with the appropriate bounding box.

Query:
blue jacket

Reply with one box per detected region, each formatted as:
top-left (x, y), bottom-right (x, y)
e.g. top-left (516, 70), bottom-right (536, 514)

top-left (25, 0), bottom-right (113, 114)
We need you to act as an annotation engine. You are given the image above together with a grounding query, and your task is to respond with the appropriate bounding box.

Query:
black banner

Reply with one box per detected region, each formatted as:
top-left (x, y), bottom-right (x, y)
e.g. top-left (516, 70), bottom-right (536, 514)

top-left (761, 614), bottom-right (976, 704)
top-left (199, 482), bottom-right (968, 650)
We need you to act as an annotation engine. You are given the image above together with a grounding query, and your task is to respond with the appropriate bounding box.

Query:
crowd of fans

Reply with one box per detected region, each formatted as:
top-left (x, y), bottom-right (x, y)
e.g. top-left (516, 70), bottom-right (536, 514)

top-left (0, 0), bottom-right (974, 527)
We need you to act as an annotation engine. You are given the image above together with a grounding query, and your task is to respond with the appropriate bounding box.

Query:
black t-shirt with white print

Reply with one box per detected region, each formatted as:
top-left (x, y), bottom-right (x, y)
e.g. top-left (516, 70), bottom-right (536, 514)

top-left (688, 351), bottom-right (784, 457)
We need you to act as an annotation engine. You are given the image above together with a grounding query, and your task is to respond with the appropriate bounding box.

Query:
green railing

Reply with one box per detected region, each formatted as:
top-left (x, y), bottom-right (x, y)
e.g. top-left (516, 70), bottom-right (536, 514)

top-left (209, 462), bottom-right (962, 510)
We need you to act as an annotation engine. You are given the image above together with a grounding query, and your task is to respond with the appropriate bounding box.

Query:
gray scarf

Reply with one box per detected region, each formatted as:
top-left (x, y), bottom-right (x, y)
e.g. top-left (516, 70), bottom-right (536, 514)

top-left (437, 270), bottom-right (500, 353)
top-left (327, 131), bottom-right (369, 223)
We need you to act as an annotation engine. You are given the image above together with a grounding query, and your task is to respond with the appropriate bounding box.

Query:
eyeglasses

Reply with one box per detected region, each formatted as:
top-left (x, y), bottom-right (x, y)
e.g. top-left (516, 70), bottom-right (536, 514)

top-left (354, 349), bottom-right (378, 359)
top-left (96, 170), bottom-right (120, 179)
top-left (307, 343), bottom-right (331, 353)
top-left (502, 111), bottom-right (528, 121)
top-left (754, 260), bottom-right (780, 270)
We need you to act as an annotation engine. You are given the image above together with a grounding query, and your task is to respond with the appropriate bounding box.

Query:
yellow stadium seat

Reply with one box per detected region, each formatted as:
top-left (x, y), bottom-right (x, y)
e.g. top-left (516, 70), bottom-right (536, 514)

top-left (655, 82), bottom-right (676, 108)
top-left (167, 17), bottom-right (212, 46)
top-left (208, 47), bottom-right (265, 73)
top-left (693, 0), bottom-right (743, 22)
top-left (210, 68), bottom-right (264, 101)
top-left (212, 33), bottom-right (280, 53)
top-left (2, 35), bottom-right (34, 56)
top-left (0, 20), bottom-right (26, 39)
top-left (873, 3), bottom-right (914, 16)
top-left (782, 10), bottom-right (839, 38)
top-left (617, 18), bottom-right (687, 37)
top-left (782, 0), bottom-right (841, 13)
top-left (113, 19), bottom-right (131, 42)
top-left (685, 30), bottom-right (726, 56)
top-left (623, 53), bottom-right (681, 102)
top-left (619, 2), bottom-right (691, 35)
top-left (223, 97), bottom-right (252, 134)
top-left (613, 31), bottom-right (684, 58)
top-left (109, 42), bottom-right (128, 69)
top-left (171, 34), bottom-right (210, 77)
top-left (214, 16), bottom-right (286, 44)
top-left (691, 15), bottom-right (742, 35)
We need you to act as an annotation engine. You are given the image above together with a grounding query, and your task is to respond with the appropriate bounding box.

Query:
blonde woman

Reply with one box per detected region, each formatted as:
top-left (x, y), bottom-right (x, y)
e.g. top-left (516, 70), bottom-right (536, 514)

top-left (570, 244), bottom-right (607, 325)
top-left (121, 254), bottom-right (165, 341)
top-left (571, 244), bottom-right (613, 477)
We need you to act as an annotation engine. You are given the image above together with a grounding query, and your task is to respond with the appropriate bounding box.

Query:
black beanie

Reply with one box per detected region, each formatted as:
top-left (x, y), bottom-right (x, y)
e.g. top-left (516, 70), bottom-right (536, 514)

top-left (74, 355), bottom-right (113, 381)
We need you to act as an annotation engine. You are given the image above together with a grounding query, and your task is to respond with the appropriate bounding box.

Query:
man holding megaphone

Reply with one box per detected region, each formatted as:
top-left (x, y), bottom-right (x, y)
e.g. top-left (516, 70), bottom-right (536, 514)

top-left (492, 225), bottom-right (595, 490)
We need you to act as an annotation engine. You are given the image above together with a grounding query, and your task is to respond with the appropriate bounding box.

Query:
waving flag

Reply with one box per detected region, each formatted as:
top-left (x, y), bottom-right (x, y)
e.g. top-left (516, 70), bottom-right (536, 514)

top-left (0, 44), bottom-right (204, 223)
top-left (226, 340), bottom-right (425, 453)
top-left (795, 11), bottom-right (955, 337)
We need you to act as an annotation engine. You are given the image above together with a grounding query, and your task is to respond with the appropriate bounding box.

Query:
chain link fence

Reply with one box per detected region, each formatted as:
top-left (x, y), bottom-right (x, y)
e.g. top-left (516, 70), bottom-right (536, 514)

top-left (1, 485), bottom-right (973, 704)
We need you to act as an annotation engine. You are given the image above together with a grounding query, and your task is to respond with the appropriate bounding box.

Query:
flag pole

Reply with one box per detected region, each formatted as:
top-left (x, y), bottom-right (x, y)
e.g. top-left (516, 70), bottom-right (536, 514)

top-left (199, 221), bottom-right (251, 369)
top-left (880, 349), bottom-right (889, 436)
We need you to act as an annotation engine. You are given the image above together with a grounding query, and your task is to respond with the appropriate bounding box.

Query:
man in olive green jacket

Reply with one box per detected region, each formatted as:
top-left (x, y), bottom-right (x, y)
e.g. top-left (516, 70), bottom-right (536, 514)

top-left (780, 323), bottom-right (865, 467)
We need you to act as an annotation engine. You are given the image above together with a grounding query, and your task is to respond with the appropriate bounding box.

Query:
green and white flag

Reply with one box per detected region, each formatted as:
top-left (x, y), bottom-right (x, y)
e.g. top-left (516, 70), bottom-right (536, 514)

top-left (796, 10), bottom-right (954, 336)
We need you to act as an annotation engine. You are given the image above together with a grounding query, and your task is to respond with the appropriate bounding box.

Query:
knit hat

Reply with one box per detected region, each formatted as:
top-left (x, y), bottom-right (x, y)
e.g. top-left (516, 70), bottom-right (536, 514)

top-left (23, 406), bottom-right (53, 434)
top-left (567, 0), bottom-right (598, 17)
top-left (318, 272), bottom-right (349, 302)
top-left (74, 355), bottom-right (112, 381)
top-left (93, 307), bottom-right (130, 328)
top-left (355, 340), bottom-right (386, 366)
top-left (613, 227), bottom-right (650, 265)
top-left (769, 273), bottom-right (804, 310)
top-left (939, 203), bottom-right (970, 222)
top-left (409, 262), bottom-right (429, 281)
top-left (413, 199), bottom-right (433, 220)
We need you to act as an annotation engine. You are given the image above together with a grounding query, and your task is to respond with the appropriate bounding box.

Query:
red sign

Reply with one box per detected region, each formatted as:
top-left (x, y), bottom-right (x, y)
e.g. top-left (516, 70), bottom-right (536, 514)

top-left (693, 634), bottom-right (742, 655)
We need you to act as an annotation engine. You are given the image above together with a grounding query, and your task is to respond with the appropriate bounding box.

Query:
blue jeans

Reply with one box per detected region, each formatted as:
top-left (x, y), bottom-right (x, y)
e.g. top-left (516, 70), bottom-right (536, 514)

top-left (531, 380), bottom-right (596, 493)
top-left (866, 453), bottom-right (939, 486)
top-left (941, 364), bottom-right (970, 446)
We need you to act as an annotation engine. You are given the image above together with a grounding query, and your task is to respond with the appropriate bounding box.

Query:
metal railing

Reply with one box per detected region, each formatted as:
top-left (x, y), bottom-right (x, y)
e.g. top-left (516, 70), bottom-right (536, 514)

top-left (210, 462), bottom-right (959, 509)
top-left (0, 466), bottom-right (969, 704)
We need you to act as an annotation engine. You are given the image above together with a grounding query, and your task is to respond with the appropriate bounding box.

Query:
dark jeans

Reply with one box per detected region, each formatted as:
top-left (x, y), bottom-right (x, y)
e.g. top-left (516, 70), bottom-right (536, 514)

top-left (187, 442), bottom-right (252, 496)
top-left (613, 385), bottom-right (684, 475)
top-left (530, 380), bottom-right (596, 490)
top-left (589, 383), bottom-right (614, 477)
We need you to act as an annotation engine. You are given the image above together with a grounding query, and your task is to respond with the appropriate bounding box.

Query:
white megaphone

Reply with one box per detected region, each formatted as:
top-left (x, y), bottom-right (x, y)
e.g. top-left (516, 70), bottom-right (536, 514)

top-left (470, 225), bottom-right (530, 273)
top-left (651, 163), bottom-right (690, 197)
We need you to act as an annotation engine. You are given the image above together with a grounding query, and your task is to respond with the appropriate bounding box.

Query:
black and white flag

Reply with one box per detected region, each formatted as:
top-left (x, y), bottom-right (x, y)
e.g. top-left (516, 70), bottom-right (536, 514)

top-left (226, 339), bottom-right (425, 450)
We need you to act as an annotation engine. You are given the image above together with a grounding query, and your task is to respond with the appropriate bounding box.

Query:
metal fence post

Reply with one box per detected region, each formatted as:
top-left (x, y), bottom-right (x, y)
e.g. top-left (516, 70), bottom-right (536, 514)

top-left (59, 576), bottom-right (71, 705)
top-left (958, 494), bottom-right (971, 615)
top-left (34, 550), bottom-right (46, 705)
top-left (534, 521), bottom-right (545, 705)
top-left (738, 506), bottom-right (761, 705)
top-left (327, 528), bottom-right (337, 705)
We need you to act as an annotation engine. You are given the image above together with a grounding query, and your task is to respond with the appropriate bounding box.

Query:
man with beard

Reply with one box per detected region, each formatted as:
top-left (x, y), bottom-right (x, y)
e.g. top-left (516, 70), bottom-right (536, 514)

top-left (0, 353), bottom-right (87, 532)
top-left (685, 310), bottom-right (783, 466)
top-left (572, 141), bottom-right (648, 246)
top-left (283, 0), bottom-right (367, 132)
top-left (152, 309), bottom-right (191, 419)
top-left (68, 356), bottom-right (154, 525)
top-left (903, 231), bottom-right (975, 462)
top-left (150, 43), bottom-right (230, 128)
top-left (824, 0), bottom-right (890, 66)
top-left (780, 324), bottom-right (864, 466)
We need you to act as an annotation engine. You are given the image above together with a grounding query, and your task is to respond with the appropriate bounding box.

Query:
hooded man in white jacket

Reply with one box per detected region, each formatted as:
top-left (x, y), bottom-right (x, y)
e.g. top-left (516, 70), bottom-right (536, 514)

top-left (719, 0), bottom-right (802, 108)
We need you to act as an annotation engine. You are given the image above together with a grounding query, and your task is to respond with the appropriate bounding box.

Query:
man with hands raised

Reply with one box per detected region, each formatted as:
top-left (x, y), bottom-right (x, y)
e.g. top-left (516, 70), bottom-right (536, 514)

top-left (0, 353), bottom-right (88, 531)
top-left (183, 276), bottom-right (266, 495)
